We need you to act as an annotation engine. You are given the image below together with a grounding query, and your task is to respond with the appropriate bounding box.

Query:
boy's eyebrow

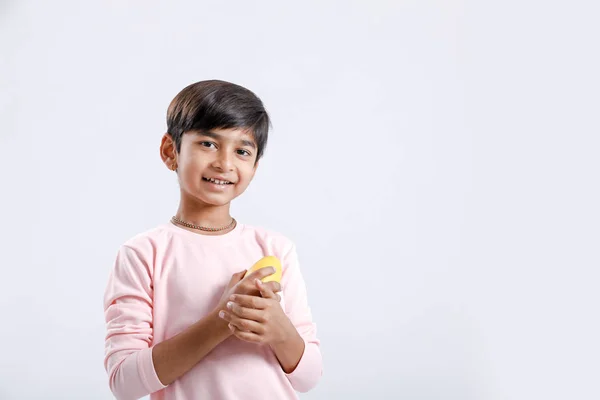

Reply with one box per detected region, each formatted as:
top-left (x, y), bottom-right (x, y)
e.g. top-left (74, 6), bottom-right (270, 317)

top-left (197, 130), bottom-right (256, 149)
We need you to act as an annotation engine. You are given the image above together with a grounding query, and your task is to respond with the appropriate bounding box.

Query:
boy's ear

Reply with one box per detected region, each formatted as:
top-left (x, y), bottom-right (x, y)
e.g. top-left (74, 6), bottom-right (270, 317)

top-left (160, 133), bottom-right (177, 168)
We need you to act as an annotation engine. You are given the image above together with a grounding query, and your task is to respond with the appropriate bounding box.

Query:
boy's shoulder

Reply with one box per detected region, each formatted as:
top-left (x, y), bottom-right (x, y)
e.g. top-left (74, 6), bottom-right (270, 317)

top-left (118, 222), bottom-right (296, 252)
top-left (240, 223), bottom-right (295, 244)
top-left (238, 223), bottom-right (299, 262)
top-left (117, 224), bottom-right (173, 253)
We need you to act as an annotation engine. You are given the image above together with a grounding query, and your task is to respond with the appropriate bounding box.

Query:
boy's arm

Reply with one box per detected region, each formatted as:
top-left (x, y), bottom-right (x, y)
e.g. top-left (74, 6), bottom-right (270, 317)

top-left (105, 244), bottom-right (231, 399)
top-left (274, 243), bottom-right (323, 392)
top-left (104, 244), bottom-right (168, 399)
top-left (221, 244), bottom-right (323, 393)
top-left (153, 268), bottom-right (282, 385)
top-left (150, 309), bottom-right (231, 386)
top-left (104, 245), bottom-right (276, 399)
top-left (269, 328), bottom-right (306, 373)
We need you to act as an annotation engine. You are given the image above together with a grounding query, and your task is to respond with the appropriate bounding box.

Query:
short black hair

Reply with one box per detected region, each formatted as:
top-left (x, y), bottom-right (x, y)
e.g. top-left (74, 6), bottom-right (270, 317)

top-left (166, 80), bottom-right (271, 161)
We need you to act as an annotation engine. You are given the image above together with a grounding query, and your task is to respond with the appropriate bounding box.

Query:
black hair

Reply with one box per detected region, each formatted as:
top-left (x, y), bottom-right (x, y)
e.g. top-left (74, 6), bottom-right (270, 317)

top-left (166, 80), bottom-right (271, 161)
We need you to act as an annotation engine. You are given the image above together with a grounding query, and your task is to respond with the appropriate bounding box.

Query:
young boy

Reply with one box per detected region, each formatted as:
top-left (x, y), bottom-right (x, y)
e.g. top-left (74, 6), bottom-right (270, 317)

top-left (103, 80), bottom-right (322, 400)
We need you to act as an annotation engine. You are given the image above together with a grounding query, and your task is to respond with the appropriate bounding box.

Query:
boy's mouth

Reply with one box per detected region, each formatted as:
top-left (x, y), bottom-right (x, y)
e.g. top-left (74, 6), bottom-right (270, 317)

top-left (202, 177), bottom-right (234, 185)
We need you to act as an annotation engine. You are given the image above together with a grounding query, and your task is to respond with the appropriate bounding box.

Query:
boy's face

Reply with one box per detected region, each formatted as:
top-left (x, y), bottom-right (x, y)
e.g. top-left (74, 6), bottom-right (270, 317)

top-left (164, 128), bottom-right (259, 208)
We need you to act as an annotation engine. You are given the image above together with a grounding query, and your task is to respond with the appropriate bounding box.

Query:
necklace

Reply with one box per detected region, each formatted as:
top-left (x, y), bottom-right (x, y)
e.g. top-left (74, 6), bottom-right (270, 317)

top-left (171, 215), bottom-right (237, 232)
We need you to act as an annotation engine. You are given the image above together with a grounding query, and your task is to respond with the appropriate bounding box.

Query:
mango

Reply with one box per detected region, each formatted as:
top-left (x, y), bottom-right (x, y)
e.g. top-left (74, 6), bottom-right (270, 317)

top-left (244, 255), bottom-right (282, 283)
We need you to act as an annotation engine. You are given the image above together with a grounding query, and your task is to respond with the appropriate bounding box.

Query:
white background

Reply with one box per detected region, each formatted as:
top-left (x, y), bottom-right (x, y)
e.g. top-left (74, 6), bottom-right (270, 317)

top-left (1, 1), bottom-right (599, 399)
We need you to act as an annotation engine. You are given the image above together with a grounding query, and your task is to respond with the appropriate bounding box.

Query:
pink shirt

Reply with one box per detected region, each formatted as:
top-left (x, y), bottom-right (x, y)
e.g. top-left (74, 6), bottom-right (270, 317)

top-left (103, 221), bottom-right (322, 400)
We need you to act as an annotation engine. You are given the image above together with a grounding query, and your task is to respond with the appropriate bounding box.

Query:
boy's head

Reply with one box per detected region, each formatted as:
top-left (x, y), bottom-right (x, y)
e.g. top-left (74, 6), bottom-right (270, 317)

top-left (160, 80), bottom-right (271, 207)
top-left (166, 80), bottom-right (270, 161)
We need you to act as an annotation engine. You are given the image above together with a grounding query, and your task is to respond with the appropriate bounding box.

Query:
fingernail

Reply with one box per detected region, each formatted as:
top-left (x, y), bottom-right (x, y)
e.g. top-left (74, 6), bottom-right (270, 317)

top-left (255, 279), bottom-right (262, 286)
top-left (229, 295), bottom-right (236, 301)
top-left (227, 301), bottom-right (233, 309)
top-left (219, 311), bottom-right (225, 318)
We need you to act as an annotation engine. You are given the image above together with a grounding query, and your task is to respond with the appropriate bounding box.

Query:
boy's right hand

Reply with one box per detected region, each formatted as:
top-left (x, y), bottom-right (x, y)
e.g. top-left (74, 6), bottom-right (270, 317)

top-left (215, 268), bottom-right (281, 315)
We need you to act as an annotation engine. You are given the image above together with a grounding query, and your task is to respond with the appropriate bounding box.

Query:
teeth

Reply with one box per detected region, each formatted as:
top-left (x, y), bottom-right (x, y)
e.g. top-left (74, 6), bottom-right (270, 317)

top-left (207, 177), bottom-right (230, 185)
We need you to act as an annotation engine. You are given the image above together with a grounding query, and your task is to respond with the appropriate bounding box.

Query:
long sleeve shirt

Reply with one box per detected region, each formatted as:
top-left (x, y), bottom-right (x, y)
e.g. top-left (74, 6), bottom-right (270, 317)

top-left (103, 221), bottom-right (322, 400)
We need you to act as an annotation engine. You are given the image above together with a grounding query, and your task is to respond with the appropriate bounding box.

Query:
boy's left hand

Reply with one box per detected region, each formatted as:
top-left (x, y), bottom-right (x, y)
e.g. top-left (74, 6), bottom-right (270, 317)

top-left (218, 279), bottom-right (296, 345)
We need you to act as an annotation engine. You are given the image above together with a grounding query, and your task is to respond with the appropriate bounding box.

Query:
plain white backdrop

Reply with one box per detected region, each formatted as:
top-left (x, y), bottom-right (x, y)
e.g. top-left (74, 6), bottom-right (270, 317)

top-left (1, 1), bottom-right (599, 399)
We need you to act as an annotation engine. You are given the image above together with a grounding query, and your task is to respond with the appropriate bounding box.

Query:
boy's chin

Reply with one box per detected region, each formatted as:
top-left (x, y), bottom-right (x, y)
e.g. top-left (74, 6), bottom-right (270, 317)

top-left (196, 193), bottom-right (236, 207)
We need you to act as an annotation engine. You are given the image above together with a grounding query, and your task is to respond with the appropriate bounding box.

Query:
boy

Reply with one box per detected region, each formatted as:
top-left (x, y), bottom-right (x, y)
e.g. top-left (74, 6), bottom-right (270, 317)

top-left (103, 80), bottom-right (322, 400)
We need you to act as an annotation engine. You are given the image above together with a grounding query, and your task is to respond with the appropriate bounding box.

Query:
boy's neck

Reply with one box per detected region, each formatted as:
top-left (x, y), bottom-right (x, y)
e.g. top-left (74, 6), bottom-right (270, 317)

top-left (173, 199), bottom-right (235, 236)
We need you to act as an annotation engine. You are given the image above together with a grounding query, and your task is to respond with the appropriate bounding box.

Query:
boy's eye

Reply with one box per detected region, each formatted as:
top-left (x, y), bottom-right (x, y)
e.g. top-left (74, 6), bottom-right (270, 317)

top-left (237, 149), bottom-right (251, 156)
top-left (199, 141), bottom-right (216, 148)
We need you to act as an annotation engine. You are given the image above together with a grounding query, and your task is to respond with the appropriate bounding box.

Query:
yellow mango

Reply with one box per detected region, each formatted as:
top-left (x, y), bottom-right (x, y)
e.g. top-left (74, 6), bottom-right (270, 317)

top-left (244, 255), bottom-right (282, 283)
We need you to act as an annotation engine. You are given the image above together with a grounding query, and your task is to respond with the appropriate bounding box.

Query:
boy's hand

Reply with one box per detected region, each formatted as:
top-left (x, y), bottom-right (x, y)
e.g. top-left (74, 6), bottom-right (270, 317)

top-left (215, 268), bottom-right (281, 317)
top-left (218, 279), bottom-right (296, 346)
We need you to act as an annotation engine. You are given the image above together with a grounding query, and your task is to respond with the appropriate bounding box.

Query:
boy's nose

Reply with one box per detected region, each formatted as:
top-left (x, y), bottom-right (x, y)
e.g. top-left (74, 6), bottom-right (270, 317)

top-left (212, 152), bottom-right (234, 171)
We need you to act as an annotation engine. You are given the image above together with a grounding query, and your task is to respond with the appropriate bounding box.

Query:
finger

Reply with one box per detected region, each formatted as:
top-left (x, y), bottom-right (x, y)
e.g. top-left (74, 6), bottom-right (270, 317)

top-left (228, 270), bottom-right (247, 286)
top-left (263, 281), bottom-right (281, 293)
top-left (219, 311), bottom-right (250, 332)
top-left (245, 267), bottom-right (277, 283)
top-left (227, 301), bottom-right (265, 322)
top-left (261, 281), bottom-right (281, 301)
top-left (255, 279), bottom-right (278, 300)
top-left (274, 292), bottom-right (281, 302)
top-left (229, 294), bottom-right (269, 309)
top-left (229, 325), bottom-right (264, 344)
top-left (225, 313), bottom-right (264, 334)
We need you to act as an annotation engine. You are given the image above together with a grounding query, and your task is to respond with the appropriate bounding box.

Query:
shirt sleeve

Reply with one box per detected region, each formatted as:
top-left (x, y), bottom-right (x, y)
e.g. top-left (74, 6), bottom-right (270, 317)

top-left (280, 243), bottom-right (323, 392)
top-left (103, 244), bottom-right (167, 400)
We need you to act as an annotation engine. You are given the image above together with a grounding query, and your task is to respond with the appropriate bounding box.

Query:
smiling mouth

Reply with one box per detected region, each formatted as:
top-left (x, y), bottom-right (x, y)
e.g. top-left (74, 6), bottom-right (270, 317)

top-left (202, 177), bottom-right (234, 185)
